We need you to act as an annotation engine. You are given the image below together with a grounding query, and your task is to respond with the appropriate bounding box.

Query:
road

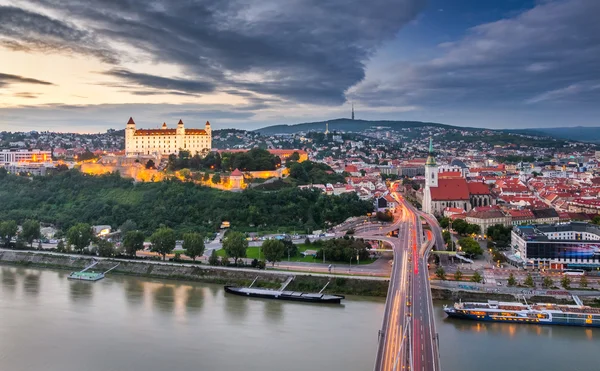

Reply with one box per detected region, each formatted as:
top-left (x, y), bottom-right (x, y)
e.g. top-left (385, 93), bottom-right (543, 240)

top-left (358, 192), bottom-right (440, 371)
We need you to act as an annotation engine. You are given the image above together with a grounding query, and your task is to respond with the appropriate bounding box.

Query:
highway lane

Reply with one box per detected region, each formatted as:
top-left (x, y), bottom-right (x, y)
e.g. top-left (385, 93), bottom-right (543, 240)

top-left (373, 195), bottom-right (440, 371)
top-left (365, 193), bottom-right (441, 371)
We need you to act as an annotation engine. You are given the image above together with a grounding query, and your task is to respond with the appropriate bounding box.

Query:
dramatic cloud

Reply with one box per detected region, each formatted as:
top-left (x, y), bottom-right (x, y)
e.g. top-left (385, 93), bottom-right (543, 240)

top-left (349, 0), bottom-right (600, 108)
top-left (103, 68), bottom-right (215, 94)
top-left (4, 0), bottom-right (424, 104)
top-left (0, 72), bottom-right (53, 87)
top-left (0, 5), bottom-right (116, 63)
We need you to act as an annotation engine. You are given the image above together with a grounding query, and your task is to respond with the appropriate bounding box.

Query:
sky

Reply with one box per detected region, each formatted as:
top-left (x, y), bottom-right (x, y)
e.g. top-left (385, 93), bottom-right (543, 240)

top-left (0, 0), bottom-right (599, 133)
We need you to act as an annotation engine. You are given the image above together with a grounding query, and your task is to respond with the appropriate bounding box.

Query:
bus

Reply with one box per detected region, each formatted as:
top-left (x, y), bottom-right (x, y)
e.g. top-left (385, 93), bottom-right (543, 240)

top-left (563, 269), bottom-right (585, 276)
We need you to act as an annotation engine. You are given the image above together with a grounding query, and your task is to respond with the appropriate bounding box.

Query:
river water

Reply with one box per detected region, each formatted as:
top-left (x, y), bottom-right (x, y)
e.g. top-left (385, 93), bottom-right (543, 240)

top-left (0, 267), bottom-right (597, 371)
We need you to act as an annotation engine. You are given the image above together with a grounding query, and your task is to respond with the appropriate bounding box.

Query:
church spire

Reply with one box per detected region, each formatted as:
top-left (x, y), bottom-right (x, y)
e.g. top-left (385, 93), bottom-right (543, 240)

top-left (426, 137), bottom-right (436, 166)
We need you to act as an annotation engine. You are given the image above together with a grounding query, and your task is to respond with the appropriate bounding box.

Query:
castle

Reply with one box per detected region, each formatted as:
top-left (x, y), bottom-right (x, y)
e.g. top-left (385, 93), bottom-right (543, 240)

top-left (125, 117), bottom-right (211, 157)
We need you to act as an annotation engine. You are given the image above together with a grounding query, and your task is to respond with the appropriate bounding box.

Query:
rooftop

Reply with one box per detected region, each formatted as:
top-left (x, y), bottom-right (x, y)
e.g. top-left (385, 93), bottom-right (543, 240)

top-left (514, 222), bottom-right (600, 242)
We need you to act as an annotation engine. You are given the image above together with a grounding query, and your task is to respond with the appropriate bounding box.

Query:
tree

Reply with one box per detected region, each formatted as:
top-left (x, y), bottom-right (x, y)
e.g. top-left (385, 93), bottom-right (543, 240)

top-left (123, 230), bottom-right (145, 257)
top-left (0, 220), bottom-right (18, 247)
top-left (524, 273), bottom-right (535, 288)
top-left (183, 232), bottom-right (205, 262)
top-left (119, 220), bottom-right (138, 237)
top-left (579, 275), bottom-right (588, 288)
top-left (466, 224), bottom-right (481, 236)
top-left (435, 266), bottom-right (446, 280)
top-left (145, 159), bottom-right (155, 169)
top-left (212, 173), bottom-right (221, 184)
top-left (454, 269), bottom-right (463, 281)
top-left (96, 239), bottom-right (116, 257)
top-left (439, 217), bottom-right (450, 229)
top-left (451, 219), bottom-right (468, 235)
top-left (202, 172), bottom-right (210, 182)
top-left (208, 250), bottom-right (219, 266)
top-left (221, 256), bottom-right (229, 266)
top-left (593, 215), bottom-right (600, 225)
top-left (561, 276), bottom-right (571, 290)
top-left (150, 227), bottom-right (176, 261)
top-left (262, 239), bottom-right (285, 266)
top-left (542, 276), bottom-right (554, 289)
top-left (471, 271), bottom-right (483, 283)
top-left (67, 223), bottom-right (93, 253)
top-left (507, 273), bottom-right (517, 287)
top-left (56, 239), bottom-right (67, 253)
top-left (21, 219), bottom-right (41, 248)
top-left (222, 231), bottom-right (248, 265)
top-left (458, 237), bottom-right (482, 257)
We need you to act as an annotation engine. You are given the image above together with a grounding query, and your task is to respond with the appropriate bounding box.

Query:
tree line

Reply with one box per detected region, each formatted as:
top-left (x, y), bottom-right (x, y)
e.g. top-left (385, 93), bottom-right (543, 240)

top-left (0, 170), bottom-right (373, 236)
top-left (167, 148), bottom-right (281, 172)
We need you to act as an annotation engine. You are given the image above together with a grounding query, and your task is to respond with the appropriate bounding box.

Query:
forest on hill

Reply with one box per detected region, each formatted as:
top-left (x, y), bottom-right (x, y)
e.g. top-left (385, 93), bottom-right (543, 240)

top-left (0, 169), bottom-right (372, 236)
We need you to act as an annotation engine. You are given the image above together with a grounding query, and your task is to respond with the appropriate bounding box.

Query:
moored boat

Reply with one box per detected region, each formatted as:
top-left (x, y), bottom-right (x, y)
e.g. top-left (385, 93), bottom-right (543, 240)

top-left (224, 285), bottom-right (345, 304)
top-left (444, 299), bottom-right (600, 328)
top-left (224, 275), bottom-right (345, 304)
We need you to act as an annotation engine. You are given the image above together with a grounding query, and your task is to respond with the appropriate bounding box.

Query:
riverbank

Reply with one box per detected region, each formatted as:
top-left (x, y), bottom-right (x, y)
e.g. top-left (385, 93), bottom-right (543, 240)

top-left (0, 250), bottom-right (389, 297)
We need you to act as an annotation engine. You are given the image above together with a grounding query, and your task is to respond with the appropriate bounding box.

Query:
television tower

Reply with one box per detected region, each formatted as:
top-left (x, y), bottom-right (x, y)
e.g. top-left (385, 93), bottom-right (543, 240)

top-left (351, 102), bottom-right (355, 120)
top-left (325, 122), bottom-right (329, 134)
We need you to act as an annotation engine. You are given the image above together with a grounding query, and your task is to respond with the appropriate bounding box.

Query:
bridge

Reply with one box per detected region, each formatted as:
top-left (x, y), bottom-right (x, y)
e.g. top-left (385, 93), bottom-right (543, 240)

top-left (355, 193), bottom-right (443, 371)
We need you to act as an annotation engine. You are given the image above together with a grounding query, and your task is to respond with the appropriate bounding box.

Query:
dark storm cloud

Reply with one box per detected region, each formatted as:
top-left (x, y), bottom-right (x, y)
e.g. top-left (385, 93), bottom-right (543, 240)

top-left (8, 0), bottom-right (425, 104)
top-left (103, 68), bottom-right (215, 94)
top-left (349, 0), bottom-right (600, 108)
top-left (0, 72), bottom-right (53, 87)
top-left (0, 6), bottom-right (117, 63)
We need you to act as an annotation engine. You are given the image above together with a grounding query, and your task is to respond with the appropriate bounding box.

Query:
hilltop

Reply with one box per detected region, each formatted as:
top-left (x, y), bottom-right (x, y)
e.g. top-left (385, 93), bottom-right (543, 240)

top-left (253, 118), bottom-right (459, 135)
top-left (507, 127), bottom-right (600, 144)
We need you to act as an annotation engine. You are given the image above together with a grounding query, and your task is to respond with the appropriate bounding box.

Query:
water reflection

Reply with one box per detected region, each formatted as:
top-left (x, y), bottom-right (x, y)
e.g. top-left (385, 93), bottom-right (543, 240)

top-left (264, 300), bottom-right (284, 323)
top-left (123, 278), bottom-right (144, 307)
top-left (23, 271), bottom-right (41, 296)
top-left (69, 281), bottom-right (93, 302)
top-left (224, 293), bottom-right (249, 321)
top-left (153, 284), bottom-right (176, 313)
top-left (184, 286), bottom-right (204, 314)
top-left (1, 268), bottom-right (17, 293)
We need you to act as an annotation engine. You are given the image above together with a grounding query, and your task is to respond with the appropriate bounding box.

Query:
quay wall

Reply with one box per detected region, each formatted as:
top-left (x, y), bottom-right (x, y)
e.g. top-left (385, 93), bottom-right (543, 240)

top-left (0, 250), bottom-right (389, 297)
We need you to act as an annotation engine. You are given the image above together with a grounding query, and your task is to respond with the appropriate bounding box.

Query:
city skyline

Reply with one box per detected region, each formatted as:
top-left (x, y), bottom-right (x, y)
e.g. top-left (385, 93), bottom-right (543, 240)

top-left (1, 0), bottom-right (599, 132)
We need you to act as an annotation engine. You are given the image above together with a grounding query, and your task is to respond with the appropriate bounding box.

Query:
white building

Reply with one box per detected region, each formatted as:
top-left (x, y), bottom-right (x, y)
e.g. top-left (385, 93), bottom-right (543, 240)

top-left (0, 149), bottom-right (52, 163)
top-left (125, 117), bottom-right (211, 157)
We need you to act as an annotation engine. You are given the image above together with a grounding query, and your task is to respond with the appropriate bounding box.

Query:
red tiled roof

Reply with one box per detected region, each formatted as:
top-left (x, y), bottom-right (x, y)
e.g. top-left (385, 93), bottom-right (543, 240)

top-left (467, 182), bottom-right (490, 195)
top-left (439, 171), bottom-right (462, 178)
top-left (430, 178), bottom-right (470, 201)
top-left (205, 121), bottom-right (211, 126)
top-left (134, 129), bottom-right (176, 136)
top-left (185, 129), bottom-right (208, 135)
top-left (231, 168), bottom-right (243, 176)
top-left (127, 117), bottom-right (136, 125)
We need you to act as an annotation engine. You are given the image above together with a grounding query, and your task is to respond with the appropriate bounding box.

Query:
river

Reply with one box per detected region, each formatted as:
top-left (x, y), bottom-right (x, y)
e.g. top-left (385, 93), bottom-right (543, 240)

top-left (0, 267), bottom-right (597, 371)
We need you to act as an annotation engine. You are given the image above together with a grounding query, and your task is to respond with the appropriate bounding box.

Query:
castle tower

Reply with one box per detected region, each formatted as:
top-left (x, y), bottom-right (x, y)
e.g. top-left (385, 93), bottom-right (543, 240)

top-left (205, 121), bottom-right (211, 137)
top-left (176, 119), bottom-right (185, 151)
top-left (423, 137), bottom-right (438, 214)
top-left (125, 117), bottom-right (136, 156)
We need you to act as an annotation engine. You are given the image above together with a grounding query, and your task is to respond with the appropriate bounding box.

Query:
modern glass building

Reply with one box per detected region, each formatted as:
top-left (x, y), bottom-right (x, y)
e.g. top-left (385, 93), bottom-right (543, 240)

top-left (510, 222), bottom-right (600, 270)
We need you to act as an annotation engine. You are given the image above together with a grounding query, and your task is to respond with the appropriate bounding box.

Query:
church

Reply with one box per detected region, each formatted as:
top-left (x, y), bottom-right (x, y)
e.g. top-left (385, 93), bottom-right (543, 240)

top-left (125, 117), bottom-right (212, 157)
top-left (422, 139), bottom-right (493, 215)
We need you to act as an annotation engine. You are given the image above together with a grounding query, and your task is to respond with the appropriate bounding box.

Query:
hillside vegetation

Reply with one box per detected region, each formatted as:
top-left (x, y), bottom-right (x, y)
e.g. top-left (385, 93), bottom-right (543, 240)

top-left (0, 170), bottom-right (372, 236)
